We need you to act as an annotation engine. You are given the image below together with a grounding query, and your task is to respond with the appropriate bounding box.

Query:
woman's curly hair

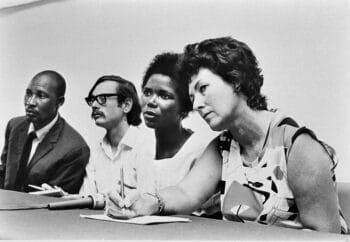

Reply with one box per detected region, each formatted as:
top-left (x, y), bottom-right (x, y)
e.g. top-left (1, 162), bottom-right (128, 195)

top-left (180, 36), bottom-right (267, 110)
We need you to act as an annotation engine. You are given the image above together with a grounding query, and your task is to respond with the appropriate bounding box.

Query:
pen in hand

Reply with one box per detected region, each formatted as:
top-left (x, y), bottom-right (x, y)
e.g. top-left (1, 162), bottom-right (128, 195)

top-left (117, 167), bottom-right (137, 208)
top-left (120, 167), bottom-right (125, 201)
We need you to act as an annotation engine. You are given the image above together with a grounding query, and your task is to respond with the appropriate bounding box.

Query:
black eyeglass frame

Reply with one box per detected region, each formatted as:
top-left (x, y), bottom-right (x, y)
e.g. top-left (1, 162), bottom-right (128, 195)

top-left (85, 93), bottom-right (119, 106)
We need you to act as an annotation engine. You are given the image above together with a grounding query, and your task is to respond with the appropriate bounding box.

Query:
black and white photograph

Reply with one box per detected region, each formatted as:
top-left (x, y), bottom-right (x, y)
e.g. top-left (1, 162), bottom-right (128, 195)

top-left (0, 0), bottom-right (349, 240)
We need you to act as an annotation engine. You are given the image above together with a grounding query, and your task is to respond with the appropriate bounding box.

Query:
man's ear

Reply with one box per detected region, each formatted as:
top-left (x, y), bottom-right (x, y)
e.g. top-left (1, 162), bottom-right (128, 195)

top-left (122, 98), bottom-right (133, 114)
top-left (57, 96), bottom-right (65, 107)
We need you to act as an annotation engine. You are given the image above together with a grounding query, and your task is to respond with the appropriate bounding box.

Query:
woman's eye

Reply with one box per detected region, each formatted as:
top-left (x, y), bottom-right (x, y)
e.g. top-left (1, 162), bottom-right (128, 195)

top-left (158, 90), bottom-right (173, 100)
top-left (160, 94), bottom-right (171, 100)
top-left (199, 85), bottom-right (208, 94)
top-left (143, 89), bottom-right (152, 97)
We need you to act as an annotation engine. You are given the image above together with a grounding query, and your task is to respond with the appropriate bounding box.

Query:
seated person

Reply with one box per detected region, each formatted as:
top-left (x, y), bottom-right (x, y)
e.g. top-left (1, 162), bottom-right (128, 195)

top-left (106, 37), bottom-right (348, 234)
top-left (135, 52), bottom-right (220, 217)
top-left (0, 70), bottom-right (89, 194)
top-left (78, 75), bottom-right (153, 204)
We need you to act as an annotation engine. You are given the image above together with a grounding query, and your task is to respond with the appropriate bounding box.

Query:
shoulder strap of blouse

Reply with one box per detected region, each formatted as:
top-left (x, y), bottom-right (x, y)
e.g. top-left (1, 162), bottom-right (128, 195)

top-left (275, 117), bottom-right (338, 170)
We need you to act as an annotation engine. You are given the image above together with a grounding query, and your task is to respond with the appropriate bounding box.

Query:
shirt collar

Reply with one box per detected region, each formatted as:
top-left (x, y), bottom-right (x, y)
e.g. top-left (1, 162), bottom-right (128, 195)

top-left (100, 125), bottom-right (139, 150)
top-left (28, 113), bottom-right (59, 142)
top-left (120, 125), bottom-right (139, 149)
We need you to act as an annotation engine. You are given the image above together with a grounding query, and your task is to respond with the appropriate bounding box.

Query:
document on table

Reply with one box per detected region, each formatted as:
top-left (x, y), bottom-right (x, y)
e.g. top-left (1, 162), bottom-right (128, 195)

top-left (80, 214), bottom-right (191, 225)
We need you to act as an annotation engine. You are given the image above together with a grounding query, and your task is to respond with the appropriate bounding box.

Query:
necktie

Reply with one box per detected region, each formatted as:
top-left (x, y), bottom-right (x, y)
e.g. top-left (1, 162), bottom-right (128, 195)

top-left (15, 131), bottom-right (37, 191)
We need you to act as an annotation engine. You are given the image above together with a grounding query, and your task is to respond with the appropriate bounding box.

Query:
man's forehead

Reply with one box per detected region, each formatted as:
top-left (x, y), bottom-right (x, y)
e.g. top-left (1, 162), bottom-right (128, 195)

top-left (29, 74), bottom-right (58, 90)
top-left (93, 80), bottom-right (119, 94)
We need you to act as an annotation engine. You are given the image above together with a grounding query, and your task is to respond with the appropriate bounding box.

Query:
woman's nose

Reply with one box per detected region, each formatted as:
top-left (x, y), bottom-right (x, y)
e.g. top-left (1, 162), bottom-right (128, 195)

top-left (146, 95), bottom-right (158, 107)
top-left (192, 94), bottom-right (204, 111)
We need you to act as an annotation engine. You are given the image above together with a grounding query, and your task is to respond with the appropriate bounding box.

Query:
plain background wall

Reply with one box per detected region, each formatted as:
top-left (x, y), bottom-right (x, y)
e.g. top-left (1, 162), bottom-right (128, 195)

top-left (0, 0), bottom-right (349, 181)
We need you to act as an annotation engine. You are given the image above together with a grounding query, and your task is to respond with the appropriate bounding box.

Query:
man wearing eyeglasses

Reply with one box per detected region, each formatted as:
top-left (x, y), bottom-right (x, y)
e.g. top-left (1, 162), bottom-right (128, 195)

top-left (0, 70), bottom-right (90, 193)
top-left (77, 75), bottom-right (153, 204)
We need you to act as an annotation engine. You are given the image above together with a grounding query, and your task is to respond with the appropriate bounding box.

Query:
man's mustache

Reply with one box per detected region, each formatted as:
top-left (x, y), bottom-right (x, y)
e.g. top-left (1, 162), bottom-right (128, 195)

top-left (91, 110), bottom-right (104, 119)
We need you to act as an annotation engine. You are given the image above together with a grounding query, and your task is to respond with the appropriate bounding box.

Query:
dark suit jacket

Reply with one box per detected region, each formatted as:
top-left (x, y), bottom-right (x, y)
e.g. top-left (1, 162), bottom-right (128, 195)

top-left (0, 116), bottom-right (90, 194)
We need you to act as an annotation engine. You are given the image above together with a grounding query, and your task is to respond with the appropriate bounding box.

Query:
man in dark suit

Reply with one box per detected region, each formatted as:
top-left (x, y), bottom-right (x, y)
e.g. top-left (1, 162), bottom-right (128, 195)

top-left (0, 70), bottom-right (90, 194)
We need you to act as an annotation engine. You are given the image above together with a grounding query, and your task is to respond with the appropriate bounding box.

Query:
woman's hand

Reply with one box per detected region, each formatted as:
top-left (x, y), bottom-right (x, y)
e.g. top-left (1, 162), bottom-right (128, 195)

top-left (105, 189), bottom-right (159, 219)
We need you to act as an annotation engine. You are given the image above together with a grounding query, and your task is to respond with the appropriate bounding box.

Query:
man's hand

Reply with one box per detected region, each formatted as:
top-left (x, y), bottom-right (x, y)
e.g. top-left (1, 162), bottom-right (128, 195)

top-left (28, 183), bottom-right (69, 197)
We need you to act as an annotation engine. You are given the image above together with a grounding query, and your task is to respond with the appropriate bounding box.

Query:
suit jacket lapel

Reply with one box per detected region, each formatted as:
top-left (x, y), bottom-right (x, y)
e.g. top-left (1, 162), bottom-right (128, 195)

top-left (15, 121), bottom-right (30, 155)
top-left (9, 120), bottom-right (30, 186)
top-left (27, 117), bottom-right (64, 170)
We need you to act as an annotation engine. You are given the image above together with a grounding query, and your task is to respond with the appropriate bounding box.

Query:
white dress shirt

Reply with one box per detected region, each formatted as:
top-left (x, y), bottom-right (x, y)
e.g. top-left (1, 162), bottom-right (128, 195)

top-left (79, 124), bottom-right (154, 197)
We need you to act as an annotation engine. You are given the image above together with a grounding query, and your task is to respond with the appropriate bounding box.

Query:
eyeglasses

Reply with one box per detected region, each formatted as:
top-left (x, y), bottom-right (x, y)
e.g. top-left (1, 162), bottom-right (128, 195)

top-left (85, 94), bottom-right (119, 106)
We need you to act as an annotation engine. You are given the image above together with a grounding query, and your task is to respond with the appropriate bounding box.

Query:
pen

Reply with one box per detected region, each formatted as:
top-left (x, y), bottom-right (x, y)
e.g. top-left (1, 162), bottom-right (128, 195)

top-left (120, 167), bottom-right (125, 200)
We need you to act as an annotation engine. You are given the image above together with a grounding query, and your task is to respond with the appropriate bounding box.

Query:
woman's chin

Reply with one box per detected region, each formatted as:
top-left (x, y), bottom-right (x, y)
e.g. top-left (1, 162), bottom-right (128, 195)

top-left (207, 120), bottom-right (224, 132)
top-left (144, 119), bottom-right (157, 129)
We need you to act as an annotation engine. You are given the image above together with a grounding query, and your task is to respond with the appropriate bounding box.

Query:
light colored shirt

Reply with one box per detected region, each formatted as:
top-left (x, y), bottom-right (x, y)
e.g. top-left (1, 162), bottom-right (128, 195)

top-left (136, 129), bottom-right (220, 216)
top-left (79, 125), bottom-right (154, 197)
top-left (27, 113), bottom-right (59, 163)
top-left (136, 129), bottom-right (217, 193)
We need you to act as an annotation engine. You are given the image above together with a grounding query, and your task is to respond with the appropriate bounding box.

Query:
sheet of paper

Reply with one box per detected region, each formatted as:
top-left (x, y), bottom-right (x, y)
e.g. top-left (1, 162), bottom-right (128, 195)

top-left (80, 214), bottom-right (191, 225)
